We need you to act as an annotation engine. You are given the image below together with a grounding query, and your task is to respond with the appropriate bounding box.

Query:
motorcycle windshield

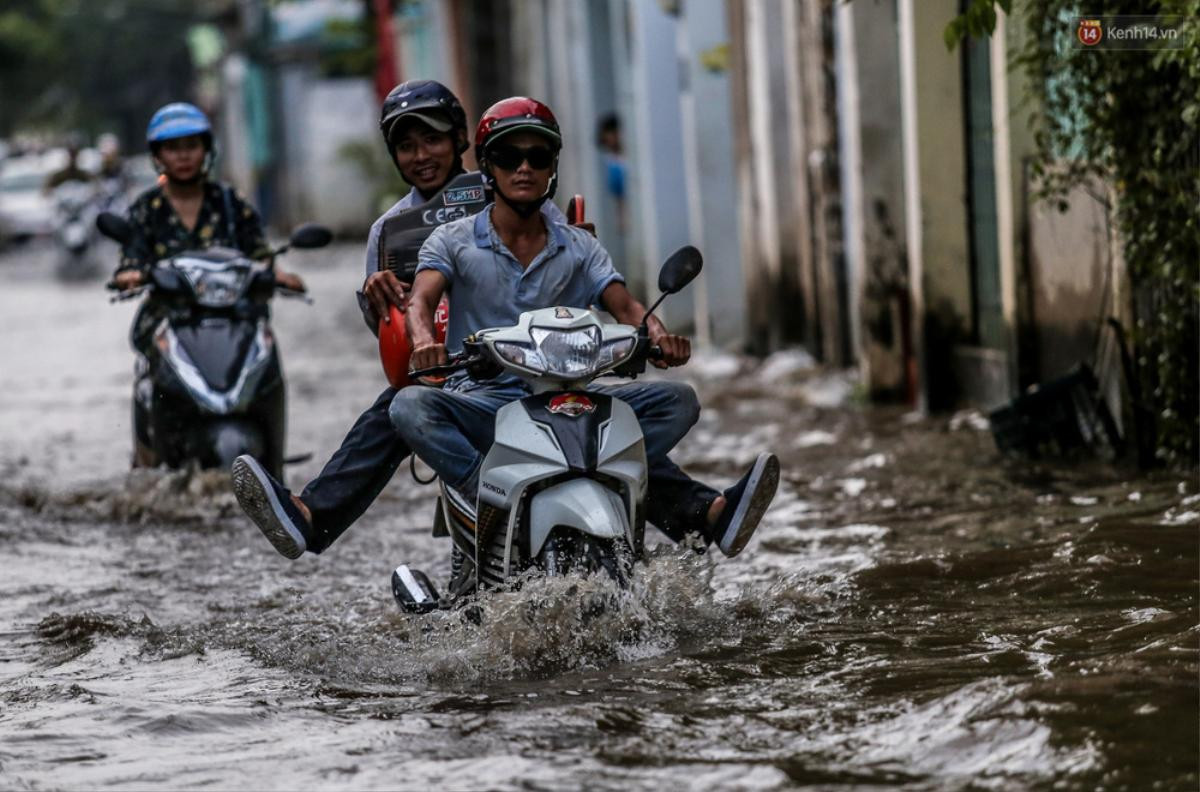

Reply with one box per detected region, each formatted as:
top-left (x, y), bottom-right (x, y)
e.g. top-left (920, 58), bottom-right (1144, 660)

top-left (173, 318), bottom-right (256, 392)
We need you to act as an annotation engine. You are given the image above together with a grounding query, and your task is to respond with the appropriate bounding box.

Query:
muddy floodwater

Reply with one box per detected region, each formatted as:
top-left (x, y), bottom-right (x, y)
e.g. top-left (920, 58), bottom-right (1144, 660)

top-left (1, 240), bottom-right (1196, 790)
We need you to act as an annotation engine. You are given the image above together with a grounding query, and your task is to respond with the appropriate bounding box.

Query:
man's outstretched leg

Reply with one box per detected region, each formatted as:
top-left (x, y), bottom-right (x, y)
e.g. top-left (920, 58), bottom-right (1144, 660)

top-left (596, 380), bottom-right (780, 557)
top-left (387, 384), bottom-right (521, 498)
top-left (232, 386), bottom-right (411, 558)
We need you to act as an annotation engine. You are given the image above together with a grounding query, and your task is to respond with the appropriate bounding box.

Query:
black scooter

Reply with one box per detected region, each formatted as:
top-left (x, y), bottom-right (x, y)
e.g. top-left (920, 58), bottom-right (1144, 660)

top-left (96, 211), bottom-right (331, 477)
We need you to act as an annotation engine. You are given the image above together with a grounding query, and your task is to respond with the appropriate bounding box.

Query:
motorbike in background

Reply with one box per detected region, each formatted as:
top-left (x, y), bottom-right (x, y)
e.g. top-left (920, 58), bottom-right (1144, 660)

top-left (392, 245), bottom-right (704, 613)
top-left (96, 172), bottom-right (131, 215)
top-left (95, 211), bottom-right (331, 477)
top-left (52, 180), bottom-right (100, 279)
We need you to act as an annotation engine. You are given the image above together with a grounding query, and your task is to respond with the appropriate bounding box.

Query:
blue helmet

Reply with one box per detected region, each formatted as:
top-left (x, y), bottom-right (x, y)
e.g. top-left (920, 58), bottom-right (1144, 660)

top-left (146, 102), bottom-right (212, 148)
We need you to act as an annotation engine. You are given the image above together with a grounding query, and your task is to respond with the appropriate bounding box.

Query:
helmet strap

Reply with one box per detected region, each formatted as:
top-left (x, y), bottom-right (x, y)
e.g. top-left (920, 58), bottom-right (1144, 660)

top-left (165, 171), bottom-right (206, 188)
top-left (149, 137), bottom-right (216, 180)
top-left (484, 162), bottom-right (558, 219)
top-left (494, 187), bottom-right (546, 219)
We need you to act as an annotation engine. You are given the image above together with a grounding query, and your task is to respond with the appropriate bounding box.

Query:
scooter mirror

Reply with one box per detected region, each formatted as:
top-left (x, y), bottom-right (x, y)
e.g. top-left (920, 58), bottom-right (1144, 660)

top-left (657, 245), bottom-right (703, 294)
top-left (96, 211), bottom-right (132, 245)
top-left (289, 223), bottom-right (333, 250)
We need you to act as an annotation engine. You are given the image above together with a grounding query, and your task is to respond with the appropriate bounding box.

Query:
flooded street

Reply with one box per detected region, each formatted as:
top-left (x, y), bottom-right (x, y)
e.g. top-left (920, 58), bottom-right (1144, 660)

top-left (0, 240), bottom-right (1195, 790)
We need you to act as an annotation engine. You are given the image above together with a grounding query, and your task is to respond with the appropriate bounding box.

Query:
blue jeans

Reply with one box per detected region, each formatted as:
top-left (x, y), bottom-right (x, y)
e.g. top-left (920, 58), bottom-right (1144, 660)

top-left (389, 380), bottom-right (702, 497)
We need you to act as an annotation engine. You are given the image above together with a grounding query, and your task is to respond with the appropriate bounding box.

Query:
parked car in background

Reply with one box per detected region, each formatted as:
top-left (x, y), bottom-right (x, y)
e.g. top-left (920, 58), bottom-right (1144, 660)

top-left (0, 148), bottom-right (107, 247)
top-left (0, 157), bottom-right (58, 244)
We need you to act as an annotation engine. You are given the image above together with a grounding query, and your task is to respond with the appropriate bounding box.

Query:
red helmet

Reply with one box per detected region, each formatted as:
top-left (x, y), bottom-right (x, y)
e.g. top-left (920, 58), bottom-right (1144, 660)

top-left (474, 97), bottom-right (562, 163)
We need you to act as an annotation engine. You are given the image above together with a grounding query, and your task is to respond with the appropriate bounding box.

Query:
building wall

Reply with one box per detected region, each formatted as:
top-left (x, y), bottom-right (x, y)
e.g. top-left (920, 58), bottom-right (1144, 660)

top-left (277, 67), bottom-right (377, 233)
top-left (394, 0), bottom-right (455, 92)
top-left (911, 0), bottom-right (972, 408)
top-left (846, 0), bottom-right (910, 398)
top-left (1026, 176), bottom-right (1111, 380)
top-left (219, 54), bottom-right (255, 201)
top-left (729, 0), bottom-right (838, 358)
top-left (627, 0), bottom-right (696, 334)
top-left (678, 0), bottom-right (743, 347)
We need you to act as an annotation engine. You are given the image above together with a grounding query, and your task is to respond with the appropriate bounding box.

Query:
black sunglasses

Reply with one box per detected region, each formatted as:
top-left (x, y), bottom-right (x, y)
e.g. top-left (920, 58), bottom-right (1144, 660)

top-left (486, 144), bottom-right (556, 171)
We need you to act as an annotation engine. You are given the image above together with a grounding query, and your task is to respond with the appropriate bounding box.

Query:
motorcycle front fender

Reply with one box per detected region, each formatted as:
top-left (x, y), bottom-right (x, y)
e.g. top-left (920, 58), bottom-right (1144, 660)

top-left (528, 478), bottom-right (628, 559)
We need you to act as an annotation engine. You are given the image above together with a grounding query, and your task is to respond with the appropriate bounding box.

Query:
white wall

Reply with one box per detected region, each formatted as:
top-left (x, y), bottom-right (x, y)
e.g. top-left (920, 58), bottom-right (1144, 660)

top-left (218, 54), bottom-right (255, 200)
top-left (627, 0), bottom-right (695, 333)
top-left (278, 69), bottom-right (377, 233)
top-left (679, 0), bottom-right (743, 347)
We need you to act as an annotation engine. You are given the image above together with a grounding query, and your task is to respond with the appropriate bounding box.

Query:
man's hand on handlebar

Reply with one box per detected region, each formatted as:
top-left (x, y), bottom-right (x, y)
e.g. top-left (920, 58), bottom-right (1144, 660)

top-left (648, 319), bottom-right (690, 369)
top-left (113, 269), bottom-right (145, 291)
top-left (364, 270), bottom-right (409, 323)
top-left (410, 342), bottom-right (448, 373)
top-left (274, 270), bottom-right (306, 293)
top-left (649, 332), bottom-right (690, 368)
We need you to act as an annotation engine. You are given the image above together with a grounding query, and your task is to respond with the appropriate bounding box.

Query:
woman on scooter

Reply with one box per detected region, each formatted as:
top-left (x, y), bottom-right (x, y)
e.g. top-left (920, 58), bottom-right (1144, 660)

top-left (113, 102), bottom-right (304, 296)
top-left (112, 102), bottom-right (304, 466)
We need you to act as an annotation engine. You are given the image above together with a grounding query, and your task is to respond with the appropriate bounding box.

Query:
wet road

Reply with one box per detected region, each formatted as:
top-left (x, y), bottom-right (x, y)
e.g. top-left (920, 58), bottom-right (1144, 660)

top-left (0, 239), bottom-right (1196, 790)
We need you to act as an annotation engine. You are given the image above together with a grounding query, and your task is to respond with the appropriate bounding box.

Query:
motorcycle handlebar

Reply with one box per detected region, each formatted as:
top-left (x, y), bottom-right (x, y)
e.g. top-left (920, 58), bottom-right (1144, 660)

top-left (108, 285), bottom-right (147, 303)
top-left (105, 268), bottom-right (309, 304)
top-left (409, 336), bottom-right (664, 381)
top-left (409, 353), bottom-right (471, 380)
top-left (275, 287), bottom-right (313, 304)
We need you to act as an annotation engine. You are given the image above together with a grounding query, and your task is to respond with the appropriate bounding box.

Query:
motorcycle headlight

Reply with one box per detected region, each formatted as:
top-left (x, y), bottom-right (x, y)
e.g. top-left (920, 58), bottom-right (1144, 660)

top-left (596, 336), bottom-right (636, 368)
top-left (531, 326), bottom-right (600, 376)
top-left (494, 327), bottom-right (635, 379)
top-left (494, 340), bottom-right (537, 369)
top-left (184, 268), bottom-right (249, 307)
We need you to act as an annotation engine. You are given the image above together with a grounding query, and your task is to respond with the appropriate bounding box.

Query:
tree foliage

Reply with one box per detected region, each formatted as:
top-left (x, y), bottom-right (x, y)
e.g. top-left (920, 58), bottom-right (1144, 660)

top-left (0, 0), bottom-right (208, 144)
top-left (946, 0), bottom-right (1199, 465)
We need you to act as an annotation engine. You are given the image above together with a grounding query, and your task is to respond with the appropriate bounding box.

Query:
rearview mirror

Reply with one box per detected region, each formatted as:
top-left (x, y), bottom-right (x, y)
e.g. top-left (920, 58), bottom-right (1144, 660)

top-left (657, 245), bottom-right (703, 294)
top-left (96, 211), bottom-right (132, 245)
top-left (289, 223), bottom-right (333, 250)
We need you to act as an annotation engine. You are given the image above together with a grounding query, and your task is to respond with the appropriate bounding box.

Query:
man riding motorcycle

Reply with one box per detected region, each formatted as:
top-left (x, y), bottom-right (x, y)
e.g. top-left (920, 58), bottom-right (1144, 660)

top-left (44, 136), bottom-right (94, 192)
top-left (231, 90), bottom-right (779, 563)
top-left (95, 133), bottom-right (130, 211)
top-left (113, 102), bottom-right (304, 465)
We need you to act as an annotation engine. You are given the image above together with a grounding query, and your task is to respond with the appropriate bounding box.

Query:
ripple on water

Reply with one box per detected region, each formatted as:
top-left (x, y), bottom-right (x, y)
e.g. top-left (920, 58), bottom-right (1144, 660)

top-left (0, 467), bottom-right (240, 526)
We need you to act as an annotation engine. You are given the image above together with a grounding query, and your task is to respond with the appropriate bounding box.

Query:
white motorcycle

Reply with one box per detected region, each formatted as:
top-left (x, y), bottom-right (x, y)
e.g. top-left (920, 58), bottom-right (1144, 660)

top-left (392, 246), bottom-right (704, 613)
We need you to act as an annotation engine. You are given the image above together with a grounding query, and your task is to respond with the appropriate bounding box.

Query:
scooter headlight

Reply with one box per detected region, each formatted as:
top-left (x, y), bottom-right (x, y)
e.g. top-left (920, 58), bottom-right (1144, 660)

top-left (531, 326), bottom-right (600, 377)
top-left (596, 336), bottom-right (636, 368)
top-left (187, 267), bottom-right (248, 307)
top-left (494, 327), bottom-right (635, 379)
top-left (494, 340), bottom-right (537, 370)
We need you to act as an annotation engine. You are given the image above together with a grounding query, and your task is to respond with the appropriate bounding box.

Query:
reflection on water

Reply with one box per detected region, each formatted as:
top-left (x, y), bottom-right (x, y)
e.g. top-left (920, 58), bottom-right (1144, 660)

top-left (0, 245), bottom-right (1195, 790)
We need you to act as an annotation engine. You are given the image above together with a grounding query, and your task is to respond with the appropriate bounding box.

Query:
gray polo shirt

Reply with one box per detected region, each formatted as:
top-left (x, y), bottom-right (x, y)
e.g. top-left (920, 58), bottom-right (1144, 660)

top-left (416, 204), bottom-right (625, 368)
top-left (364, 182), bottom-right (566, 280)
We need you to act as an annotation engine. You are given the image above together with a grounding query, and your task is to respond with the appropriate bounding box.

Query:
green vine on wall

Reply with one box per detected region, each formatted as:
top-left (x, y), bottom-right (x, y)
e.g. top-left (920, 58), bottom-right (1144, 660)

top-left (947, 0), bottom-right (1200, 465)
